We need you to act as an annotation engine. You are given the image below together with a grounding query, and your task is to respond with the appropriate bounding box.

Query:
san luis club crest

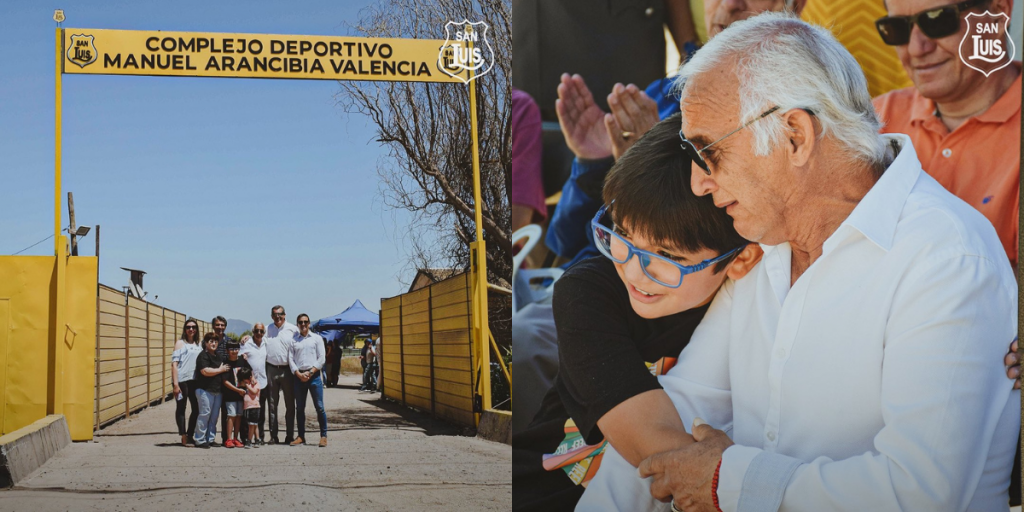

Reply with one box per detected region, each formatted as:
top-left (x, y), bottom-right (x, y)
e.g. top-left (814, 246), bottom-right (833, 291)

top-left (437, 20), bottom-right (494, 83)
top-left (959, 11), bottom-right (1015, 77)
top-left (67, 34), bottom-right (97, 68)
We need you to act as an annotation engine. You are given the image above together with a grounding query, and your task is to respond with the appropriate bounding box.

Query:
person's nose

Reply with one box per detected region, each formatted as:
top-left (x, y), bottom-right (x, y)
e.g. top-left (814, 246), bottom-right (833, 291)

top-left (622, 252), bottom-right (652, 285)
top-left (907, 24), bottom-right (936, 58)
top-left (691, 163), bottom-right (718, 196)
top-left (722, 0), bottom-right (746, 13)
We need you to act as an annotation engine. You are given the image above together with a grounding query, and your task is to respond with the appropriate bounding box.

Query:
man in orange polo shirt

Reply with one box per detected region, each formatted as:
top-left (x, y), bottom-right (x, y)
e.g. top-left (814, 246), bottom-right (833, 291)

top-left (873, 0), bottom-right (1020, 268)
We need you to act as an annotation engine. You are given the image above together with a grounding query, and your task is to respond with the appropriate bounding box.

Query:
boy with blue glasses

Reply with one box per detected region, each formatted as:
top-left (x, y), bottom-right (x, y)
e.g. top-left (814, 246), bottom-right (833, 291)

top-left (513, 114), bottom-right (761, 510)
top-left (591, 202), bottom-right (743, 290)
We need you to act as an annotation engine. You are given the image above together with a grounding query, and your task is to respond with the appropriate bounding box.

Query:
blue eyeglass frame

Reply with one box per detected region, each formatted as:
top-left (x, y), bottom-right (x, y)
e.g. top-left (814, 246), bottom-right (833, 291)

top-left (590, 203), bottom-right (744, 288)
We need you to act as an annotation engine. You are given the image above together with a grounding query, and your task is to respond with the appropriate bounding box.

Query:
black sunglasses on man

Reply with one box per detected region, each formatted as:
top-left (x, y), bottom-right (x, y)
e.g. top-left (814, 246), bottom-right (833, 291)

top-left (875, 0), bottom-right (986, 46)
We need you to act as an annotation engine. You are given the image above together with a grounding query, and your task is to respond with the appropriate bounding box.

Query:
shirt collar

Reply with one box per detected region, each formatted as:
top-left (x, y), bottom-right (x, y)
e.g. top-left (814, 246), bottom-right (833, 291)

top-left (759, 242), bottom-right (792, 305)
top-left (974, 61), bottom-right (1022, 124)
top-left (909, 91), bottom-right (937, 126)
top-left (910, 61), bottom-right (1021, 126)
top-left (824, 133), bottom-right (921, 254)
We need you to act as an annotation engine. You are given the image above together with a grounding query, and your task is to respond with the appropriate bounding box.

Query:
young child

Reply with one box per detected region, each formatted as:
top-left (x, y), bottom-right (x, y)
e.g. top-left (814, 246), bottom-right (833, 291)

top-left (221, 341), bottom-right (251, 448)
top-left (238, 367), bottom-right (260, 449)
top-left (512, 114), bottom-right (762, 510)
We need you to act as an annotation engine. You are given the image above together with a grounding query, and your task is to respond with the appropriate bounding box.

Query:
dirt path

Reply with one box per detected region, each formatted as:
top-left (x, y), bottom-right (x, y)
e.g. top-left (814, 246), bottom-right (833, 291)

top-left (0, 373), bottom-right (510, 511)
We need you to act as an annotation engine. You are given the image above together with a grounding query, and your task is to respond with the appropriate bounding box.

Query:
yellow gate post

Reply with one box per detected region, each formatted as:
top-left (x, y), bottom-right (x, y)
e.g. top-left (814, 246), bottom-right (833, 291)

top-left (54, 27), bottom-right (62, 255)
top-left (467, 33), bottom-right (491, 423)
top-left (50, 26), bottom-right (66, 417)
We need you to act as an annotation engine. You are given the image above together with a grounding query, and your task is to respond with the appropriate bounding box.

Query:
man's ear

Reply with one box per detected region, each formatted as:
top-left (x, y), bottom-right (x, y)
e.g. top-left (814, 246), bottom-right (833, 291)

top-left (790, 0), bottom-right (809, 16)
top-left (994, 0), bottom-right (1013, 19)
top-left (784, 108), bottom-right (816, 168)
top-left (725, 244), bottom-right (763, 280)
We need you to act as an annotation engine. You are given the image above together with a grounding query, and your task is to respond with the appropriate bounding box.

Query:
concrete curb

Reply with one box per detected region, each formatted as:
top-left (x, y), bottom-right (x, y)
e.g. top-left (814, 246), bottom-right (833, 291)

top-left (477, 409), bottom-right (511, 445)
top-left (0, 415), bottom-right (71, 487)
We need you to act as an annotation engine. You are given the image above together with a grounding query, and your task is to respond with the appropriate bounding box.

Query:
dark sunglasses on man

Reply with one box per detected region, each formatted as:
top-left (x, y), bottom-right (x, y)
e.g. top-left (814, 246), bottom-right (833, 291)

top-left (875, 0), bottom-right (985, 46)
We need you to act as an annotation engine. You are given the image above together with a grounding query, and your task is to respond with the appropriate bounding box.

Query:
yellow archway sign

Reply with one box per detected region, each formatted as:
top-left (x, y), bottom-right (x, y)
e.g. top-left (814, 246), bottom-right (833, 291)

top-left (54, 24), bottom-right (498, 423)
top-left (62, 29), bottom-right (459, 81)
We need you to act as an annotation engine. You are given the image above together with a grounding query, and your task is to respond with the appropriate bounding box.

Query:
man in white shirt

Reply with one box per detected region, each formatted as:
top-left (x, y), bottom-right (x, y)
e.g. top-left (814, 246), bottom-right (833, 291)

top-left (240, 322), bottom-right (269, 445)
top-left (289, 313), bottom-right (327, 447)
top-left (579, 13), bottom-right (1018, 512)
top-left (264, 305), bottom-right (299, 445)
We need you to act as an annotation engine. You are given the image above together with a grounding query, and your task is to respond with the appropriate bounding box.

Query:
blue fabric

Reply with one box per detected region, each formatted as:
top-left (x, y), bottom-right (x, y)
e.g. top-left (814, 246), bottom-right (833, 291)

top-left (645, 76), bottom-right (682, 120)
top-left (545, 157), bottom-right (612, 268)
top-left (319, 330), bottom-right (347, 343)
top-left (545, 76), bottom-right (684, 269)
top-left (313, 299), bottom-right (379, 332)
top-left (736, 451), bottom-right (803, 512)
top-left (295, 373), bottom-right (327, 439)
top-left (194, 388), bottom-right (223, 445)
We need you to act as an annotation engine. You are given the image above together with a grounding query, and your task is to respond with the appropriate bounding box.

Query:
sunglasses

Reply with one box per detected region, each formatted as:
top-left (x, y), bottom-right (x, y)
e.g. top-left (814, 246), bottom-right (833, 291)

top-left (298, 320), bottom-right (310, 325)
top-left (253, 329), bottom-right (265, 334)
top-left (185, 326), bottom-right (197, 330)
top-left (272, 312), bottom-right (286, 317)
top-left (875, 0), bottom-right (984, 46)
top-left (680, 106), bottom-right (780, 175)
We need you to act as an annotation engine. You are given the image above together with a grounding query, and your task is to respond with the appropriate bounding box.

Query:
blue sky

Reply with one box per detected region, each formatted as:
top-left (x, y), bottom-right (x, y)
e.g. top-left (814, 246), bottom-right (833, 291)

top-left (1, 1), bottom-right (447, 328)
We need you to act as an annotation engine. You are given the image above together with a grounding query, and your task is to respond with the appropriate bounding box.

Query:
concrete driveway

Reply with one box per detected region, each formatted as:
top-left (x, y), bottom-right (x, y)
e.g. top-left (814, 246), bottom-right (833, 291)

top-left (0, 374), bottom-right (511, 511)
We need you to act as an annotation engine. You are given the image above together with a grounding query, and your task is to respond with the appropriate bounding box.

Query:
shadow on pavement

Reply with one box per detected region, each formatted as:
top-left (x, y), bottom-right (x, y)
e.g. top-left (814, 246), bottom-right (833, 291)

top-left (324, 394), bottom-right (474, 437)
top-left (152, 442), bottom-right (191, 448)
top-left (99, 430), bottom-right (178, 437)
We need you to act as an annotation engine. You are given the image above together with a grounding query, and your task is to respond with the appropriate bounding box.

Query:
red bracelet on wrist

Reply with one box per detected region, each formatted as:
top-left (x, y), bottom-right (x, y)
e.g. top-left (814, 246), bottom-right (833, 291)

top-left (712, 458), bottom-right (723, 512)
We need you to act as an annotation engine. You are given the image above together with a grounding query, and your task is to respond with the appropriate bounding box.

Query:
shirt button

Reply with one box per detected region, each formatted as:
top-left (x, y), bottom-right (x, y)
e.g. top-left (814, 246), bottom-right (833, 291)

top-left (942, 148), bottom-right (952, 157)
top-left (776, 347), bottom-right (786, 358)
top-left (767, 431), bottom-right (776, 441)
top-left (645, 7), bottom-right (654, 16)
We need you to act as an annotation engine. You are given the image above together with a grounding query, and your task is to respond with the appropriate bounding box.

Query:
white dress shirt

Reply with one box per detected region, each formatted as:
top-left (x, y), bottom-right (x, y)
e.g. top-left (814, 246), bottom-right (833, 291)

top-left (289, 332), bottom-right (326, 374)
top-left (239, 339), bottom-right (268, 389)
top-left (264, 321), bottom-right (298, 366)
top-left (577, 135), bottom-right (1019, 512)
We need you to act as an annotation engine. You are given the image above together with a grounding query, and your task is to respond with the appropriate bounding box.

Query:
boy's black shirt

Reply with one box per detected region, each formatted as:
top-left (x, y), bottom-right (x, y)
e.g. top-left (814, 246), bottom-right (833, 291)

top-left (512, 257), bottom-right (710, 512)
top-left (222, 357), bottom-right (251, 401)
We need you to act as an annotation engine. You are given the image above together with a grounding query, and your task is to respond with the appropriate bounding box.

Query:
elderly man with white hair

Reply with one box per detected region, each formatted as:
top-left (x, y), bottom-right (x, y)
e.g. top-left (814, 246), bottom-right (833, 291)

top-left (578, 12), bottom-right (1018, 512)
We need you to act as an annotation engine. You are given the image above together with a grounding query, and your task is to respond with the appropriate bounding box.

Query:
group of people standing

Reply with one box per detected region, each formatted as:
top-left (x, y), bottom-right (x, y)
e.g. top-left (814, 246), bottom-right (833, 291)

top-left (170, 306), bottom-right (330, 449)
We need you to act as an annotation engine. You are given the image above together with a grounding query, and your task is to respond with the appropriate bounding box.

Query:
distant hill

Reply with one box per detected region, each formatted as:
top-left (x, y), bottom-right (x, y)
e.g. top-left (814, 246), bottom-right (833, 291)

top-left (226, 318), bottom-right (253, 337)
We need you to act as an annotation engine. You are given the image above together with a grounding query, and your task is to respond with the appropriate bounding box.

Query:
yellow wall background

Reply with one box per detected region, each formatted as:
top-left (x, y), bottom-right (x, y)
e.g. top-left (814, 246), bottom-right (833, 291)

top-left (0, 254), bottom-right (97, 441)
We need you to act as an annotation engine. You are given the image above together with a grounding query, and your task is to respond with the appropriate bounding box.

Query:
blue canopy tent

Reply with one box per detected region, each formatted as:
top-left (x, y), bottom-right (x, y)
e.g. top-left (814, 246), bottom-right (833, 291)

top-left (318, 330), bottom-right (348, 343)
top-left (312, 300), bottom-right (380, 344)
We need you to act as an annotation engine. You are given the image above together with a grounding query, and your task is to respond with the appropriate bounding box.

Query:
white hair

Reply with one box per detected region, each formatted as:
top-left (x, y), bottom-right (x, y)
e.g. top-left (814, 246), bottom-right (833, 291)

top-left (675, 12), bottom-right (885, 167)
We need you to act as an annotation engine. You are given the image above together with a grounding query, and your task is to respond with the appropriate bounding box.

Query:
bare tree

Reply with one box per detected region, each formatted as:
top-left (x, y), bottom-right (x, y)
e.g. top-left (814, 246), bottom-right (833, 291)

top-left (337, 0), bottom-right (512, 286)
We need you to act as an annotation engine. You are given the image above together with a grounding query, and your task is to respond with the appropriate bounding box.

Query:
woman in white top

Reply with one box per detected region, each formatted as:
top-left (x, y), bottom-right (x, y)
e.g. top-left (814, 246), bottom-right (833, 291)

top-left (171, 318), bottom-right (203, 446)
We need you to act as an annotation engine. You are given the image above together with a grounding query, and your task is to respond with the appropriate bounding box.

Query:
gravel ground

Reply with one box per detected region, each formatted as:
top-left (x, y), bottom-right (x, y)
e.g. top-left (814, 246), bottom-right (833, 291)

top-left (0, 373), bottom-right (511, 511)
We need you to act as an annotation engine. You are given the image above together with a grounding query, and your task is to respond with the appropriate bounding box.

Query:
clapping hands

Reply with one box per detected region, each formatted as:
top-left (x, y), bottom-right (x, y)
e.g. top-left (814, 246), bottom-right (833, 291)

top-left (605, 83), bottom-right (660, 160)
top-left (556, 73), bottom-right (660, 162)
